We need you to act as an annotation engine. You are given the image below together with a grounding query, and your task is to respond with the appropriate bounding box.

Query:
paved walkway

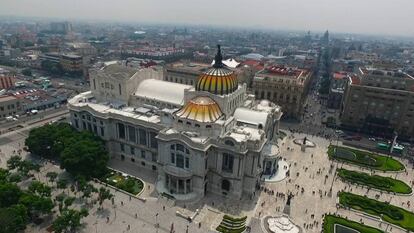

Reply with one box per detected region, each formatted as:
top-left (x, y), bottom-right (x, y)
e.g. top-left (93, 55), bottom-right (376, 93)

top-left (255, 132), bottom-right (414, 233)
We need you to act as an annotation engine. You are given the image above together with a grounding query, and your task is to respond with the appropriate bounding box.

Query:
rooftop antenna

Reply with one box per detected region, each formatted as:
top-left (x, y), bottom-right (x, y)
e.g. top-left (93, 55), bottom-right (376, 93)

top-left (213, 44), bottom-right (224, 68)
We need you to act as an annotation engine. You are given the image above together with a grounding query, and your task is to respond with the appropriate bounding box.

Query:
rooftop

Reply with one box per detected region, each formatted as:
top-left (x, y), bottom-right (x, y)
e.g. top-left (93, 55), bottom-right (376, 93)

top-left (69, 91), bottom-right (161, 124)
top-left (0, 95), bottom-right (17, 102)
top-left (167, 62), bottom-right (210, 73)
top-left (134, 79), bottom-right (192, 106)
top-left (99, 63), bottom-right (138, 80)
top-left (261, 65), bottom-right (304, 78)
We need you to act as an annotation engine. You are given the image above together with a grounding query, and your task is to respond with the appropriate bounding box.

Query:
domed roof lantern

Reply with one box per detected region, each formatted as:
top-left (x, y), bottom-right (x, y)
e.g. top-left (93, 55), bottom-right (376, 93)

top-left (213, 44), bottom-right (224, 68)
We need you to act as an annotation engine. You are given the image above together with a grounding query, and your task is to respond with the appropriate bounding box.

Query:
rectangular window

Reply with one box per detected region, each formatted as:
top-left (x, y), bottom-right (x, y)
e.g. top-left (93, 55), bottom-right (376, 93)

top-left (152, 153), bottom-right (157, 162)
top-left (120, 143), bottom-right (125, 152)
top-left (130, 147), bottom-right (135, 155)
top-left (149, 132), bottom-right (157, 148)
top-left (222, 153), bottom-right (234, 173)
top-left (141, 150), bottom-right (146, 159)
top-left (128, 126), bottom-right (136, 143)
top-left (118, 123), bottom-right (126, 139)
top-left (176, 154), bottom-right (184, 168)
top-left (139, 129), bottom-right (147, 145)
top-left (100, 127), bottom-right (105, 137)
top-left (185, 157), bottom-right (189, 169)
top-left (171, 153), bottom-right (175, 163)
top-left (93, 125), bottom-right (97, 134)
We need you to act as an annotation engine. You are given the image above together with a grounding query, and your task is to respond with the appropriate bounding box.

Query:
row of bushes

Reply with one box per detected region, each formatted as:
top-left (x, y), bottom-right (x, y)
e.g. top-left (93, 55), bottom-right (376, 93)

top-left (216, 215), bottom-right (247, 233)
top-left (323, 214), bottom-right (384, 233)
top-left (328, 145), bottom-right (405, 171)
top-left (339, 192), bottom-right (414, 231)
top-left (337, 169), bottom-right (412, 194)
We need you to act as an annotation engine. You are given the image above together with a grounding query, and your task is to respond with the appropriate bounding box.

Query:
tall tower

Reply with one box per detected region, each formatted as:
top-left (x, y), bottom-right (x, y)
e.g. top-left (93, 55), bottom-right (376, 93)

top-left (322, 30), bottom-right (329, 45)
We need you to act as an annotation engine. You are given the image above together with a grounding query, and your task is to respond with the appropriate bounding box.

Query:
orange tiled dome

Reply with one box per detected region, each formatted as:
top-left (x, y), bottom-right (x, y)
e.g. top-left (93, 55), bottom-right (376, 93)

top-left (175, 96), bottom-right (223, 123)
top-left (196, 45), bottom-right (238, 95)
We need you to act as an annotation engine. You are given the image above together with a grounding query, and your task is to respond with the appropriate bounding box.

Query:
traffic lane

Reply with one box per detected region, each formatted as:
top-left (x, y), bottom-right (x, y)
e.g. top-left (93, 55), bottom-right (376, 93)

top-left (0, 106), bottom-right (68, 131)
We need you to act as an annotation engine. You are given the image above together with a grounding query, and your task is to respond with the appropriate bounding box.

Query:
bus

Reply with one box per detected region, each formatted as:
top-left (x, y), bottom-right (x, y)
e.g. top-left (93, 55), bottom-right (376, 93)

top-left (377, 143), bottom-right (404, 154)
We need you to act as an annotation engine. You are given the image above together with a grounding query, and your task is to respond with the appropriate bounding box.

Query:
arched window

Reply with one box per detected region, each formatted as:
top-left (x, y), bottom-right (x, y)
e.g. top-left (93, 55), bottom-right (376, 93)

top-left (225, 140), bottom-right (235, 146)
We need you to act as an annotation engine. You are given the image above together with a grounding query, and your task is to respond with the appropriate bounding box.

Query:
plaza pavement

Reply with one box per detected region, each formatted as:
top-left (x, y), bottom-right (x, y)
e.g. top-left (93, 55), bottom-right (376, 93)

top-left (252, 131), bottom-right (414, 233)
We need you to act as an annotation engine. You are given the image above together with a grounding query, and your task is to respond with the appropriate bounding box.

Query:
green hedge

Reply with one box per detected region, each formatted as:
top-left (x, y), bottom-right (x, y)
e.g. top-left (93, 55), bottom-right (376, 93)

top-left (337, 169), bottom-right (412, 194)
top-left (323, 214), bottom-right (384, 233)
top-left (339, 192), bottom-right (414, 231)
top-left (328, 145), bottom-right (405, 171)
top-left (216, 215), bottom-right (247, 233)
top-left (100, 170), bottom-right (143, 195)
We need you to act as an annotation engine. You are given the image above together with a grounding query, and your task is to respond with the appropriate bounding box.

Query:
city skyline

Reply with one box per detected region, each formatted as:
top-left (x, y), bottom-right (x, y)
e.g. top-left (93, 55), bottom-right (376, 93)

top-left (1, 0), bottom-right (413, 37)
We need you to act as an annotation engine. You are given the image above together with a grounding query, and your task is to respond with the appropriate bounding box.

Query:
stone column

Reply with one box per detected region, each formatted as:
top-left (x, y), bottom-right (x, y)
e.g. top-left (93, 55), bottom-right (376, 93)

top-left (184, 179), bottom-right (187, 194)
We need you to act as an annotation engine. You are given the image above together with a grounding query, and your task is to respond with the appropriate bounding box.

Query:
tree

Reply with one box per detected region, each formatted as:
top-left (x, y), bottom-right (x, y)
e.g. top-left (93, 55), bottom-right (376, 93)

top-left (0, 168), bottom-right (10, 182)
top-left (81, 184), bottom-right (97, 201)
top-left (0, 182), bottom-right (22, 207)
top-left (52, 208), bottom-right (89, 233)
top-left (28, 181), bottom-right (52, 197)
top-left (16, 160), bottom-right (40, 177)
top-left (57, 179), bottom-right (68, 190)
top-left (7, 156), bottom-right (41, 177)
top-left (19, 193), bottom-right (54, 219)
top-left (7, 156), bottom-right (22, 170)
top-left (97, 187), bottom-right (113, 208)
top-left (21, 68), bottom-right (32, 77)
top-left (60, 136), bottom-right (109, 179)
top-left (0, 204), bottom-right (28, 233)
top-left (25, 123), bottom-right (109, 179)
top-left (46, 171), bottom-right (58, 184)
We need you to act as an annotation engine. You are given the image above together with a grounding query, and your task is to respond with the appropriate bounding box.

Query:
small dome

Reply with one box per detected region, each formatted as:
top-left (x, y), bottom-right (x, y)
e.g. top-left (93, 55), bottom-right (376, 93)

top-left (175, 96), bottom-right (223, 123)
top-left (196, 45), bottom-right (238, 95)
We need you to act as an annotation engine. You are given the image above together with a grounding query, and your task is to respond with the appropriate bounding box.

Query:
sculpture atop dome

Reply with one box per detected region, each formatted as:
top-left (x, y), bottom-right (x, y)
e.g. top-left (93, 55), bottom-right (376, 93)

top-left (213, 44), bottom-right (224, 68)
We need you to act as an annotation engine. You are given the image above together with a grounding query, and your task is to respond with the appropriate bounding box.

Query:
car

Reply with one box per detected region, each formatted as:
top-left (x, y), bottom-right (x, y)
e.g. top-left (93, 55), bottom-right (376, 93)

top-left (352, 135), bottom-right (362, 141)
top-left (368, 137), bottom-right (376, 141)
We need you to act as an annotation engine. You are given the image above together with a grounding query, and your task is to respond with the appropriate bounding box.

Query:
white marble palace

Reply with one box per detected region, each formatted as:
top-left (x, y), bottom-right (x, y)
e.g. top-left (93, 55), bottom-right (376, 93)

top-left (68, 46), bottom-right (283, 200)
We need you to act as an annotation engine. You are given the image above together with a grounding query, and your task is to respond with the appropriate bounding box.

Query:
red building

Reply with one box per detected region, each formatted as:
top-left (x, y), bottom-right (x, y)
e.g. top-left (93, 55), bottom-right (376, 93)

top-left (0, 75), bottom-right (14, 89)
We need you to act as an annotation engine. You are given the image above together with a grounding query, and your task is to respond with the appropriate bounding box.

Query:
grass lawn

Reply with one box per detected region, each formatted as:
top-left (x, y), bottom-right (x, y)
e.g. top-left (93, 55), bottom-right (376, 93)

top-left (323, 214), bottom-right (384, 233)
top-left (337, 168), bottom-right (412, 194)
top-left (339, 192), bottom-right (414, 231)
top-left (328, 145), bottom-right (405, 171)
top-left (100, 169), bottom-right (144, 195)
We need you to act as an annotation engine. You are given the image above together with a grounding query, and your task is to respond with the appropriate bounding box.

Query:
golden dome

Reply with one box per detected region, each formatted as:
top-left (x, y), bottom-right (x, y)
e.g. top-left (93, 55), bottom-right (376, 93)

top-left (196, 45), bottom-right (238, 95)
top-left (175, 96), bottom-right (223, 123)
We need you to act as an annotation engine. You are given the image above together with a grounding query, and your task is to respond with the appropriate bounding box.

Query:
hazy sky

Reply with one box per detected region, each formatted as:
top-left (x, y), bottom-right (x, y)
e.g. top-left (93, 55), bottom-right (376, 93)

top-left (1, 0), bottom-right (413, 37)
